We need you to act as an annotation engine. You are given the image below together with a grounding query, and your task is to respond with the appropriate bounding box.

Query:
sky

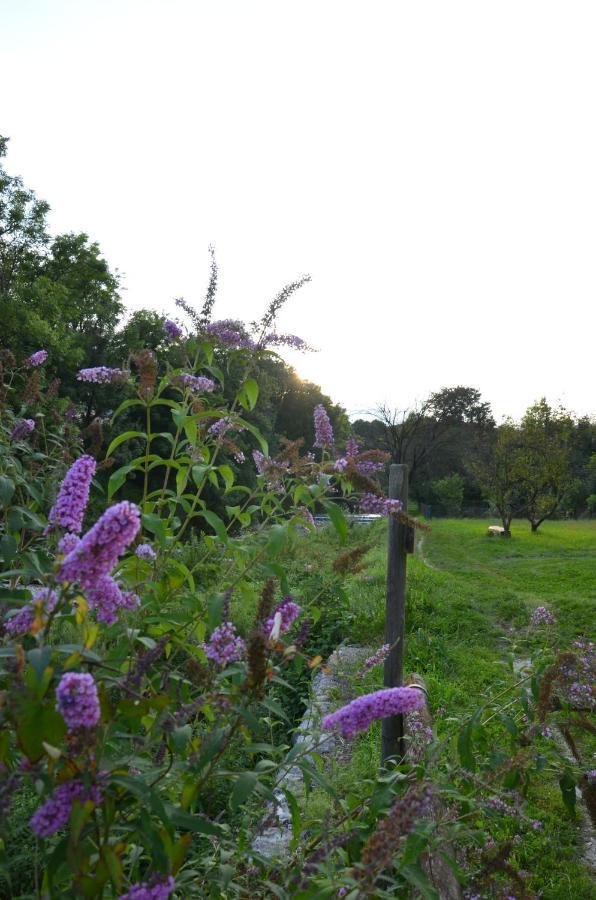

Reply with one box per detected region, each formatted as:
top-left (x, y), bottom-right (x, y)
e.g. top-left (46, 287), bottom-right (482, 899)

top-left (2, 0), bottom-right (595, 422)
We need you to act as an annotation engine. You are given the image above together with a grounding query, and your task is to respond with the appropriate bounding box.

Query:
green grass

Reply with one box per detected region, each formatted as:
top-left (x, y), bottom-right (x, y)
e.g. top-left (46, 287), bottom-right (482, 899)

top-left (301, 516), bottom-right (596, 899)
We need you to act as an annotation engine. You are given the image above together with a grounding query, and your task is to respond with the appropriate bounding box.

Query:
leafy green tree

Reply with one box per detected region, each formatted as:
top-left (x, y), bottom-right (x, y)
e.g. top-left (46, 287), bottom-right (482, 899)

top-left (432, 473), bottom-right (464, 516)
top-left (517, 399), bottom-right (573, 532)
top-left (474, 420), bottom-right (524, 536)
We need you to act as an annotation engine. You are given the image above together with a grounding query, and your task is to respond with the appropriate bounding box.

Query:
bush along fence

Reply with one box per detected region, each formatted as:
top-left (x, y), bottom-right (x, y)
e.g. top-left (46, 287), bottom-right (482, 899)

top-left (0, 320), bottom-right (593, 898)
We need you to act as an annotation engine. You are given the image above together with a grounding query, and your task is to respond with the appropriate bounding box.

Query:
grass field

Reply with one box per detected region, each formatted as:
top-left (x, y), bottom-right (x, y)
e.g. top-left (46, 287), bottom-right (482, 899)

top-left (295, 516), bottom-right (596, 899)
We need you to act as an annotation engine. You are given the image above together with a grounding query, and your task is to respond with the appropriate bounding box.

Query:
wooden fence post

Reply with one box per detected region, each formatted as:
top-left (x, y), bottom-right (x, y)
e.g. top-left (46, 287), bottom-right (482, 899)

top-left (381, 463), bottom-right (409, 763)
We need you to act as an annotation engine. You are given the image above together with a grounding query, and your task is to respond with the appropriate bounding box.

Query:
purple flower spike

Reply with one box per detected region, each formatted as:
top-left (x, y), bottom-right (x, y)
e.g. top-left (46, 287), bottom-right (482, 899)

top-left (322, 687), bottom-right (425, 739)
top-left (201, 622), bottom-right (245, 666)
top-left (48, 455), bottom-right (96, 533)
top-left (58, 501), bottom-right (141, 588)
top-left (56, 672), bottom-right (101, 730)
top-left (164, 319), bottom-right (183, 340)
top-left (530, 606), bottom-right (556, 626)
top-left (30, 780), bottom-right (102, 837)
top-left (136, 543), bottom-right (157, 561)
top-left (346, 436), bottom-right (359, 458)
top-left (313, 404), bottom-right (334, 449)
top-left (77, 367), bottom-right (129, 384)
top-left (58, 533), bottom-right (81, 555)
top-left (118, 876), bottom-right (176, 900)
top-left (359, 493), bottom-right (403, 516)
top-left (4, 587), bottom-right (58, 637)
top-left (10, 419), bottom-right (35, 442)
top-left (264, 598), bottom-right (301, 638)
top-left (86, 575), bottom-right (138, 625)
top-left (25, 350), bottom-right (48, 367)
top-left (175, 373), bottom-right (216, 393)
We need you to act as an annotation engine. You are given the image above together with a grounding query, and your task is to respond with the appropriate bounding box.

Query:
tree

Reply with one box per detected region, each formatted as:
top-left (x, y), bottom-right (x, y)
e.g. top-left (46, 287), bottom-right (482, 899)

top-left (516, 399), bottom-right (573, 532)
top-left (474, 420), bottom-right (524, 536)
top-left (432, 473), bottom-right (464, 516)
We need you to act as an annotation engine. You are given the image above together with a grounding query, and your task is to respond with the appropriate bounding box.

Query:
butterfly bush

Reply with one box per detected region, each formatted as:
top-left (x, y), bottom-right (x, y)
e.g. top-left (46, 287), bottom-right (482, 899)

top-left (25, 349), bottom-right (48, 366)
top-left (135, 543), bottom-right (157, 561)
top-left (322, 687), bottom-right (426, 739)
top-left (201, 622), bottom-right (245, 666)
top-left (531, 605), bottom-right (556, 626)
top-left (264, 598), bottom-right (301, 637)
top-left (30, 781), bottom-right (102, 837)
top-left (359, 493), bottom-right (403, 516)
top-left (47, 455), bottom-right (96, 533)
top-left (58, 500), bottom-right (141, 589)
top-left (119, 876), bottom-right (176, 900)
top-left (55, 672), bottom-right (101, 730)
top-left (9, 418), bottom-right (35, 442)
top-left (4, 587), bottom-right (57, 636)
top-left (313, 404), bottom-right (334, 448)
top-left (174, 373), bottom-right (216, 393)
top-left (163, 319), bottom-right (183, 340)
top-left (77, 366), bottom-right (129, 384)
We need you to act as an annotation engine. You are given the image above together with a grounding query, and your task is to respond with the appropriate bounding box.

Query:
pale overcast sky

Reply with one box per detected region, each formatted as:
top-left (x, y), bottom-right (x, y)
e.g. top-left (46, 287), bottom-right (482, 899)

top-left (2, 0), bottom-right (595, 421)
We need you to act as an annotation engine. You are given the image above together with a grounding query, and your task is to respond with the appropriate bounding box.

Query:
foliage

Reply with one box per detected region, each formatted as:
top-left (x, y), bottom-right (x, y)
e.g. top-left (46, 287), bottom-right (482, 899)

top-left (430, 473), bottom-right (464, 516)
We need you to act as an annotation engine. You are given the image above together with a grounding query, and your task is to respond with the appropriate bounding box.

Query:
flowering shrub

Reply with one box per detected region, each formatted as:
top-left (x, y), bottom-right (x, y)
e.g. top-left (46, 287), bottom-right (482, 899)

top-left (0, 314), bottom-right (589, 897)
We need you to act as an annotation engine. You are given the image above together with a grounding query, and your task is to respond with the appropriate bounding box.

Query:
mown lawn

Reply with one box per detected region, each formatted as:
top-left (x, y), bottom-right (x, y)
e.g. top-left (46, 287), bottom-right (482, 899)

top-left (298, 516), bottom-right (596, 899)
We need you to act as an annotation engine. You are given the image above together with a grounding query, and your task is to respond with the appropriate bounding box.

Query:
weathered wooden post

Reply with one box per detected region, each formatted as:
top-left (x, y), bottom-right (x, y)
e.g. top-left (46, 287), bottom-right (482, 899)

top-left (381, 463), bottom-right (410, 763)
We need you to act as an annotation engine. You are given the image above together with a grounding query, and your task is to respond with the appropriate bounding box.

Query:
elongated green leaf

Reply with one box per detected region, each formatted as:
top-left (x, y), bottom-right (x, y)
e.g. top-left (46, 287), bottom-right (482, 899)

top-left (105, 431), bottom-right (146, 459)
top-left (0, 476), bottom-right (15, 508)
top-left (200, 510), bottom-right (228, 542)
top-left (559, 769), bottom-right (576, 813)
top-left (401, 864), bottom-right (439, 899)
top-left (168, 806), bottom-right (225, 836)
top-left (111, 398), bottom-right (145, 422)
top-left (107, 463), bottom-right (136, 500)
top-left (323, 501), bottom-right (348, 542)
top-left (230, 772), bottom-right (258, 811)
top-left (238, 419), bottom-right (268, 454)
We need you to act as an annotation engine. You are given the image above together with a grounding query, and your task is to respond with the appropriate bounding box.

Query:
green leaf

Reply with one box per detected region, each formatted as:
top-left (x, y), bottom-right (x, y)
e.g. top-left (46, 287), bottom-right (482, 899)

top-left (218, 465), bottom-right (235, 492)
top-left (323, 501), bottom-right (348, 542)
top-left (401, 863), bottom-right (439, 899)
top-left (238, 419), bottom-right (268, 454)
top-left (111, 398), bottom-right (145, 422)
top-left (230, 772), bottom-right (258, 811)
top-left (457, 721), bottom-right (475, 771)
top-left (141, 513), bottom-right (168, 549)
top-left (168, 806), bottom-right (225, 836)
top-left (0, 535), bottom-right (17, 563)
top-left (107, 463), bottom-right (136, 500)
top-left (0, 476), bottom-right (15, 508)
top-left (105, 431), bottom-right (146, 459)
top-left (172, 724), bottom-right (193, 753)
top-left (267, 525), bottom-right (288, 555)
top-left (239, 378), bottom-right (259, 411)
top-left (200, 510), bottom-right (228, 542)
top-left (283, 787), bottom-right (302, 846)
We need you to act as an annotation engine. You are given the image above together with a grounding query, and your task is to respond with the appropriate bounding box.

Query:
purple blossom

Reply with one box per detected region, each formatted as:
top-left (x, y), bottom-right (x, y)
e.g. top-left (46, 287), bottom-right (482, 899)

top-left (334, 458), bottom-right (348, 473)
top-left (201, 622), bottom-right (245, 666)
top-left (531, 820), bottom-right (543, 830)
top-left (48, 455), bottom-right (96, 533)
top-left (58, 501), bottom-right (141, 589)
top-left (119, 876), bottom-right (176, 900)
top-left (9, 419), bottom-right (35, 442)
top-left (313, 404), bottom-right (334, 449)
top-left (4, 587), bottom-right (58, 636)
top-left (358, 644), bottom-right (391, 678)
top-left (355, 460), bottom-right (385, 476)
top-left (163, 319), bottom-right (183, 340)
top-left (58, 533), bottom-right (81, 555)
top-left (25, 350), bottom-right (48, 367)
top-left (56, 672), bottom-right (101, 730)
top-left (322, 687), bottom-right (425, 739)
top-left (359, 493), bottom-right (403, 516)
top-left (530, 606), bottom-right (556, 626)
top-left (346, 436), bottom-right (359, 458)
top-left (175, 373), bottom-right (216, 393)
top-left (30, 780), bottom-right (102, 837)
top-left (76, 367), bottom-right (129, 384)
top-left (136, 543), bottom-right (157, 561)
top-left (208, 416), bottom-right (242, 438)
top-left (262, 333), bottom-right (310, 351)
top-left (202, 319), bottom-right (255, 350)
top-left (86, 576), bottom-right (140, 625)
top-left (264, 598), bottom-right (301, 638)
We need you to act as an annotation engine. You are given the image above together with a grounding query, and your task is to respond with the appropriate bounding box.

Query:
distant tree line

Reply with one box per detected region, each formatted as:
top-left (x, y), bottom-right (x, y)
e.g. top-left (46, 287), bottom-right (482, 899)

top-left (352, 389), bottom-right (595, 532)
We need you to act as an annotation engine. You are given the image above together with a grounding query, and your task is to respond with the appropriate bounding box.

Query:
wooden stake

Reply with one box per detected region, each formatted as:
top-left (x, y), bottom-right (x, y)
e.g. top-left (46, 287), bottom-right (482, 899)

top-left (381, 463), bottom-right (408, 763)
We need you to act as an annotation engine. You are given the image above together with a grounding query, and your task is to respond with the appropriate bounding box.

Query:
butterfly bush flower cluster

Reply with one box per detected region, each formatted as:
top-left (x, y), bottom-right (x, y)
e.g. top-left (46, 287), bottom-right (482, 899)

top-left (58, 533), bottom-right (81, 555)
top-left (355, 459), bottom-right (385, 476)
top-left (25, 349), bottom-right (48, 366)
top-left (530, 606), bottom-right (556, 626)
top-left (208, 416), bottom-right (242, 438)
top-left (4, 587), bottom-right (58, 636)
top-left (261, 333), bottom-right (310, 351)
top-left (48, 455), bottom-right (96, 533)
top-left (359, 493), bottom-right (403, 516)
top-left (119, 876), bottom-right (176, 900)
top-left (201, 319), bottom-right (256, 350)
top-left (56, 672), bottom-right (101, 730)
top-left (174, 373), bottom-right (216, 393)
top-left (163, 319), bottom-right (183, 340)
top-left (313, 404), bottom-right (334, 448)
top-left (322, 687), bottom-right (425, 739)
top-left (334, 458), bottom-right (348, 473)
top-left (559, 640), bottom-right (595, 710)
top-left (9, 418), bottom-right (35, 442)
top-left (252, 450), bottom-right (290, 489)
top-left (77, 367), bottom-right (129, 384)
top-left (58, 501), bottom-right (141, 624)
top-left (201, 622), bottom-right (245, 666)
top-left (345, 436), bottom-right (359, 457)
top-left (136, 543), bottom-right (157, 561)
top-left (264, 598), bottom-right (301, 638)
top-left (358, 644), bottom-right (391, 678)
top-left (30, 780), bottom-right (102, 837)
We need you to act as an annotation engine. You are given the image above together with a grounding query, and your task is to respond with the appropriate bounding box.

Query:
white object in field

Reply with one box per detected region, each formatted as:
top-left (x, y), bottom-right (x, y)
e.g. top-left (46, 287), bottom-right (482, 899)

top-left (487, 525), bottom-right (505, 536)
